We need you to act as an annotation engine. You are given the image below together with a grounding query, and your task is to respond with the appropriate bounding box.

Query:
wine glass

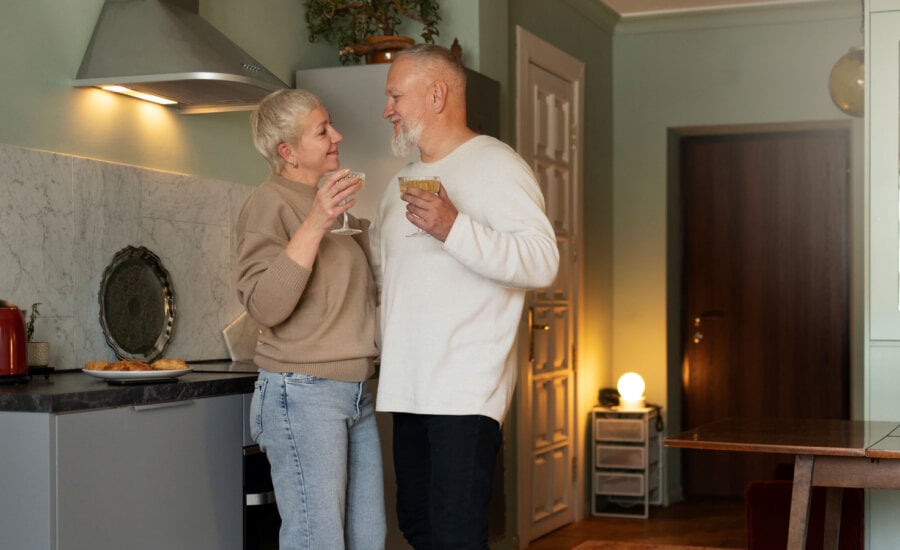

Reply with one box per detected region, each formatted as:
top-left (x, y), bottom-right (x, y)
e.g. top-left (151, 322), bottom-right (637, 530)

top-left (398, 176), bottom-right (441, 237)
top-left (331, 170), bottom-right (365, 236)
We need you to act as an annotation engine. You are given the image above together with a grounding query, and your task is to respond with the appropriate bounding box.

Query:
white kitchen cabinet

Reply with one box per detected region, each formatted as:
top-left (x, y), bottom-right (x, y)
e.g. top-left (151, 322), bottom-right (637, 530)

top-left (866, 1), bottom-right (900, 547)
top-left (0, 394), bottom-right (243, 550)
top-left (591, 406), bottom-right (662, 518)
top-left (868, 0), bottom-right (900, 340)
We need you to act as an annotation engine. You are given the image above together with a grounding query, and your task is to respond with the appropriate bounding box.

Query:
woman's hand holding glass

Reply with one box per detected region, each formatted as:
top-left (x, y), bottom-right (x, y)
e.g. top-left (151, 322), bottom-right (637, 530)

top-left (300, 169), bottom-right (361, 234)
top-left (330, 170), bottom-right (365, 236)
top-left (285, 169), bottom-right (361, 268)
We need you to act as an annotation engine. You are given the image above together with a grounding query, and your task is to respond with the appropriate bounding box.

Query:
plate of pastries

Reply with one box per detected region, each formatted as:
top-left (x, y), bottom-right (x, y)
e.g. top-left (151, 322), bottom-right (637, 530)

top-left (82, 358), bottom-right (191, 380)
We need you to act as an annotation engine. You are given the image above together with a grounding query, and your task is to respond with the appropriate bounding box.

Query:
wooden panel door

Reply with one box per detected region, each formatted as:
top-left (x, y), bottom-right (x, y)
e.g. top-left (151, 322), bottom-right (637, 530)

top-left (680, 128), bottom-right (850, 498)
top-left (515, 26), bottom-right (584, 546)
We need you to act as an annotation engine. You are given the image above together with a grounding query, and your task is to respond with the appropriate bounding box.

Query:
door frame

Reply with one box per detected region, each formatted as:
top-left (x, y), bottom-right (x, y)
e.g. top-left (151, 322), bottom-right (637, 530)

top-left (514, 25), bottom-right (585, 547)
top-left (665, 119), bottom-right (861, 503)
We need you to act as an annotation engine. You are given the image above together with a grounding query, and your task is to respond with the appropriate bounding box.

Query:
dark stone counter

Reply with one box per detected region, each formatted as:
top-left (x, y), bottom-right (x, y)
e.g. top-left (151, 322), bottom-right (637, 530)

top-left (0, 365), bottom-right (258, 413)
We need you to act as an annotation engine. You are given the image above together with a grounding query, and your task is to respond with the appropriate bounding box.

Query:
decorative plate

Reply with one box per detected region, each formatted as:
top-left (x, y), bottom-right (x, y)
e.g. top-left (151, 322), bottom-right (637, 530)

top-left (82, 367), bottom-right (192, 381)
top-left (98, 246), bottom-right (176, 362)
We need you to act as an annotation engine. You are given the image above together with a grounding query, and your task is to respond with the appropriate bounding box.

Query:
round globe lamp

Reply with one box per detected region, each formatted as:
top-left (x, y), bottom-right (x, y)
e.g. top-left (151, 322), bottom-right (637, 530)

top-left (617, 372), bottom-right (646, 410)
top-left (828, 47), bottom-right (864, 117)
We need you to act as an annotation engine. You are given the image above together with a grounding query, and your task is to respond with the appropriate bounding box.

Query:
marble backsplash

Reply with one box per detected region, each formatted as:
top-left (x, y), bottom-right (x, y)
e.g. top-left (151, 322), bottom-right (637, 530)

top-left (0, 143), bottom-right (253, 369)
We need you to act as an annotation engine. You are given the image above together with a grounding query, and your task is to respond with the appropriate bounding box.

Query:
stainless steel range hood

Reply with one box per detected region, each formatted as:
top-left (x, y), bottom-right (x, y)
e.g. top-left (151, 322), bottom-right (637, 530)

top-left (73, 0), bottom-right (288, 114)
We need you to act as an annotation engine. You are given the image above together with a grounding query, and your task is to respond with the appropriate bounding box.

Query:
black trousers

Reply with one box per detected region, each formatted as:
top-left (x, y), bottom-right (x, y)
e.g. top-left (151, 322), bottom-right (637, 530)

top-left (392, 413), bottom-right (502, 550)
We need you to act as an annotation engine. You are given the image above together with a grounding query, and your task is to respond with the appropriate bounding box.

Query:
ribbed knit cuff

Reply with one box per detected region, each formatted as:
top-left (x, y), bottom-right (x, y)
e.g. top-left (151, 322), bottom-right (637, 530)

top-left (442, 211), bottom-right (469, 253)
top-left (269, 252), bottom-right (312, 292)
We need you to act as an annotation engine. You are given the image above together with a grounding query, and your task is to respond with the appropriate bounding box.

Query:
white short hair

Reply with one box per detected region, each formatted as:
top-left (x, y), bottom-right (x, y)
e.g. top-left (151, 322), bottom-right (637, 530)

top-left (250, 89), bottom-right (324, 174)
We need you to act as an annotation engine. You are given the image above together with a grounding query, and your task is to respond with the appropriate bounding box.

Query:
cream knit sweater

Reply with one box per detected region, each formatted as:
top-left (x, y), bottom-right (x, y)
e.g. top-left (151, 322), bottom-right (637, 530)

top-left (371, 136), bottom-right (559, 424)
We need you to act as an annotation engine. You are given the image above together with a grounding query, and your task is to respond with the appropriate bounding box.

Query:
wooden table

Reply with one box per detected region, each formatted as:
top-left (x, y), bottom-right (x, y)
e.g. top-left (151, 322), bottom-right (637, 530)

top-left (665, 418), bottom-right (900, 549)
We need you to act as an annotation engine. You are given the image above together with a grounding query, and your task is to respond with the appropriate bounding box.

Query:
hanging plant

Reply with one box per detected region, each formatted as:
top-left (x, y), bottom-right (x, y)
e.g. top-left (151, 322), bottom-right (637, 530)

top-left (305, 0), bottom-right (441, 65)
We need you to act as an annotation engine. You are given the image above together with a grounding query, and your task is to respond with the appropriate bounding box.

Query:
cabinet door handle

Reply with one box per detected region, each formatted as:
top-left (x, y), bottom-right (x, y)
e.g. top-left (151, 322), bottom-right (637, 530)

top-left (246, 490), bottom-right (277, 506)
top-left (243, 444), bottom-right (263, 456)
top-left (133, 400), bottom-right (195, 412)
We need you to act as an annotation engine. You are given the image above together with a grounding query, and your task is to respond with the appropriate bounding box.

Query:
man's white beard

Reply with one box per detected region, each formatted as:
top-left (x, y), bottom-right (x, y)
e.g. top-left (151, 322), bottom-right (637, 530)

top-left (391, 118), bottom-right (423, 158)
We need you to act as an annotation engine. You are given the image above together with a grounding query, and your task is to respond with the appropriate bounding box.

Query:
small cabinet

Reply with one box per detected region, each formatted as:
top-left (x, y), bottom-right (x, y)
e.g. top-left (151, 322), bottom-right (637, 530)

top-left (591, 406), bottom-right (663, 518)
top-left (55, 395), bottom-right (243, 550)
top-left (0, 394), bottom-right (244, 550)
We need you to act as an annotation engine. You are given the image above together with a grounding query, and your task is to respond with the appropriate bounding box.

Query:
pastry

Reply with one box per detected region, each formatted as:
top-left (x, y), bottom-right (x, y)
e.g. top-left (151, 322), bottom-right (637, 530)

top-left (151, 358), bottom-right (189, 371)
top-left (108, 359), bottom-right (152, 371)
top-left (84, 358), bottom-right (188, 371)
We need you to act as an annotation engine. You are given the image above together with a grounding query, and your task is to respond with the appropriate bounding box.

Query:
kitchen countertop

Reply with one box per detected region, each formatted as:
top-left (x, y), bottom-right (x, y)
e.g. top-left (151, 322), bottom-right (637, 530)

top-left (0, 361), bottom-right (259, 413)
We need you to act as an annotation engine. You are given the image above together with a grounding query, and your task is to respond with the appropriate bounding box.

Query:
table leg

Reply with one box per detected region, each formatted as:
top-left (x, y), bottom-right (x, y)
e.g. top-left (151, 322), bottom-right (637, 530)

top-left (787, 454), bottom-right (814, 550)
top-left (822, 487), bottom-right (843, 550)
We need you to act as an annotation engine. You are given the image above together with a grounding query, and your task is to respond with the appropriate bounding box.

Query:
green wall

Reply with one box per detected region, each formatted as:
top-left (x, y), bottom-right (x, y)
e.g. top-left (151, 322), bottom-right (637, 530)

top-left (612, 2), bottom-right (864, 502)
top-left (0, 0), bottom-right (489, 186)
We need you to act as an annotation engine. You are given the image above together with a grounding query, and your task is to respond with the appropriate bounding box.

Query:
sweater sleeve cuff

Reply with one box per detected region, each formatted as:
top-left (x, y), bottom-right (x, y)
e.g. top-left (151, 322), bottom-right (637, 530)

top-left (443, 211), bottom-right (470, 252)
top-left (269, 252), bottom-right (312, 293)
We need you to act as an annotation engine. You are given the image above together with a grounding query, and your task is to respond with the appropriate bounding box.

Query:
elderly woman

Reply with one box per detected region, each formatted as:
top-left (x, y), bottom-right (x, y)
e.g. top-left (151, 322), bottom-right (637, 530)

top-left (235, 89), bottom-right (384, 550)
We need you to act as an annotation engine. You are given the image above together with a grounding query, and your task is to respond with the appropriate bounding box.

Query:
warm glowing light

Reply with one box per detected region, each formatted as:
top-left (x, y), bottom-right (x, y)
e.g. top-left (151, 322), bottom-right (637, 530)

top-left (100, 85), bottom-right (178, 106)
top-left (617, 372), bottom-right (646, 409)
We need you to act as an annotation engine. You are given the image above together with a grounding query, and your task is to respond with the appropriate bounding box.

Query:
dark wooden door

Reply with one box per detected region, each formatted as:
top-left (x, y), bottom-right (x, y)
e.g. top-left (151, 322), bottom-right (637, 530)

top-left (680, 128), bottom-right (850, 498)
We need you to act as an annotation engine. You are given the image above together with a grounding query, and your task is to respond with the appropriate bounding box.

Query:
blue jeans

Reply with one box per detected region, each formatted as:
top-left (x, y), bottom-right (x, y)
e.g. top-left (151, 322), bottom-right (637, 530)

top-left (250, 370), bottom-right (386, 550)
top-left (392, 413), bottom-right (502, 550)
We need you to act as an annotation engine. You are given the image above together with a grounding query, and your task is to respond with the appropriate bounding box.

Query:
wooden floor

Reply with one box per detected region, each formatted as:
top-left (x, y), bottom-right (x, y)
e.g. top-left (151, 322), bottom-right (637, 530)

top-left (525, 498), bottom-right (747, 549)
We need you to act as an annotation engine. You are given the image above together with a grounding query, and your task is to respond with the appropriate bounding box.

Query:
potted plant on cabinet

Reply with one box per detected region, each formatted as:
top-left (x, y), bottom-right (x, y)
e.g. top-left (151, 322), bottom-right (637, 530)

top-left (305, 0), bottom-right (441, 65)
top-left (26, 302), bottom-right (50, 368)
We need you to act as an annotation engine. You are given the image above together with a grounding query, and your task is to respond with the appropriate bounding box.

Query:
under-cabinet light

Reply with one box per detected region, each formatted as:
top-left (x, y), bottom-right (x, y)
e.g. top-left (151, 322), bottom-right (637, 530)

top-left (100, 85), bottom-right (178, 106)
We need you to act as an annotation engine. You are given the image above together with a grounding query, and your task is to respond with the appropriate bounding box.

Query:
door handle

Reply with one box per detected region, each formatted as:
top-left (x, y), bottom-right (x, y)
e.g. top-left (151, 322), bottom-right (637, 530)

top-left (692, 309), bottom-right (725, 327)
top-left (691, 309), bottom-right (724, 344)
top-left (528, 307), bottom-right (549, 363)
top-left (531, 309), bottom-right (549, 332)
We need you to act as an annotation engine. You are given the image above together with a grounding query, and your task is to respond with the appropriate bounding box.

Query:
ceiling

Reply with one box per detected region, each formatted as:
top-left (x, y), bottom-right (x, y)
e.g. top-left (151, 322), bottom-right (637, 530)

top-left (597, 0), bottom-right (840, 17)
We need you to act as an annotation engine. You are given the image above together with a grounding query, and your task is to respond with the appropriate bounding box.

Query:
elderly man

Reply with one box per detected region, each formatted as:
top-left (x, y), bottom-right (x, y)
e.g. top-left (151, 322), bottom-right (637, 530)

top-left (371, 44), bottom-right (559, 550)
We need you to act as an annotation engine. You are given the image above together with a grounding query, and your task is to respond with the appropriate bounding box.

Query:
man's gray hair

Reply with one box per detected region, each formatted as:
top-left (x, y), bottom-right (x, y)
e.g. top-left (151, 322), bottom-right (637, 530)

top-left (394, 44), bottom-right (467, 90)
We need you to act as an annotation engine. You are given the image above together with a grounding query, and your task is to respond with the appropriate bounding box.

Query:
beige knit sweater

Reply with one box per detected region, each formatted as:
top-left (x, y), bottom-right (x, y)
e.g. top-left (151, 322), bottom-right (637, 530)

top-left (235, 174), bottom-right (377, 382)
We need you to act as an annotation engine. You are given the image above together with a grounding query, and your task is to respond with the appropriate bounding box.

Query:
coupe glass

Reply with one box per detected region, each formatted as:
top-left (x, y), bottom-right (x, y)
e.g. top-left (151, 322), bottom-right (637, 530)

top-left (331, 170), bottom-right (365, 236)
top-left (398, 176), bottom-right (440, 237)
